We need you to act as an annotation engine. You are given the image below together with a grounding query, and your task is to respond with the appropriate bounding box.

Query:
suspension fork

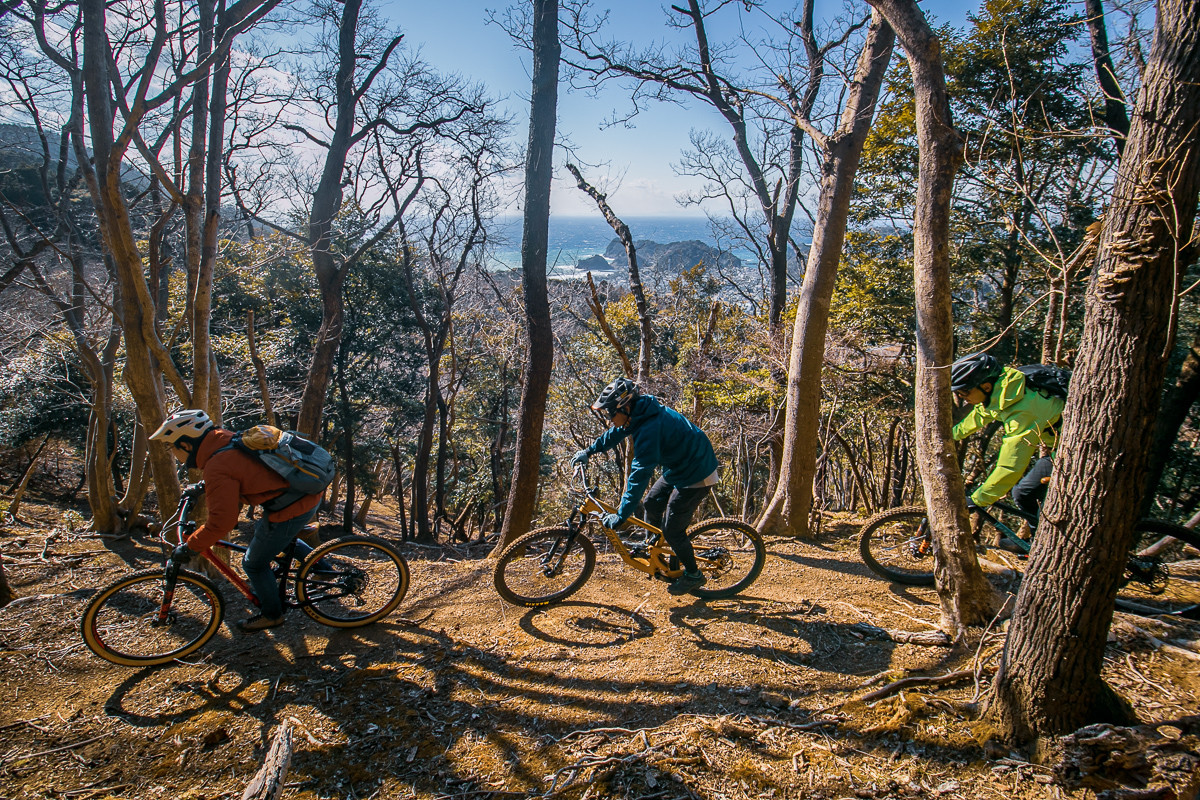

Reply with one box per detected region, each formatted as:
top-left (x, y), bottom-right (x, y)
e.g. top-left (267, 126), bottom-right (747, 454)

top-left (540, 508), bottom-right (586, 575)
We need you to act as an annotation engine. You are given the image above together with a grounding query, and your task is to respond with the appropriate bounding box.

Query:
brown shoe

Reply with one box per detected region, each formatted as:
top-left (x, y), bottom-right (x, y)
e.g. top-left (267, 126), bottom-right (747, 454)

top-left (238, 614), bottom-right (284, 632)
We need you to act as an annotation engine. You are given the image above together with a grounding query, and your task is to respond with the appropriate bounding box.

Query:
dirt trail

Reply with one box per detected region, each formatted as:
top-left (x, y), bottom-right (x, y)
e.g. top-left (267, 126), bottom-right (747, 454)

top-left (1, 504), bottom-right (1197, 799)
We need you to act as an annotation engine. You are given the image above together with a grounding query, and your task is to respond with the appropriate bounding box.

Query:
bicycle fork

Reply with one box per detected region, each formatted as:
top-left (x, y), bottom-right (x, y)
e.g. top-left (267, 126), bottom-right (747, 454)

top-left (540, 512), bottom-right (586, 577)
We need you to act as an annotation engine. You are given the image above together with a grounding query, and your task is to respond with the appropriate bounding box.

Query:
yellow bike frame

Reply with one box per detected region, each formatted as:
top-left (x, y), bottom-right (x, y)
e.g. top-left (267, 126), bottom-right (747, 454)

top-left (575, 494), bottom-right (685, 579)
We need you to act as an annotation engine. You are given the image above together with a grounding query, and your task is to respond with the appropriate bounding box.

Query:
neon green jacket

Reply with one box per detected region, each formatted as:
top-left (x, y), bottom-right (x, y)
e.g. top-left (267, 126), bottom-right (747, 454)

top-left (952, 366), bottom-right (1065, 506)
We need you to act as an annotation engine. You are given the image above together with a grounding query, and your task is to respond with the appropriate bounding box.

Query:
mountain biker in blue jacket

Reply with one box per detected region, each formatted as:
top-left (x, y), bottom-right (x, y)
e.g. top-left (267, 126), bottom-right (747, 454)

top-left (950, 353), bottom-right (1065, 527)
top-left (572, 377), bottom-right (719, 596)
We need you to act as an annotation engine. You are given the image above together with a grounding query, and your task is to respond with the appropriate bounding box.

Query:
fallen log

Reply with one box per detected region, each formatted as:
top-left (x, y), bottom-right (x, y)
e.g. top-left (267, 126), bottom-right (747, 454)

top-left (241, 720), bottom-right (292, 800)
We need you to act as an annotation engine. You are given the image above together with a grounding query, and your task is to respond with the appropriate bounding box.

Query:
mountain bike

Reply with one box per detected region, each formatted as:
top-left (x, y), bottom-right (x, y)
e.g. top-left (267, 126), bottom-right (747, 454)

top-left (493, 465), bottom-right (766, 607)
top-left (81, 482), bottom-right (410, 666)
top-left (858, 499), bottom-right (1200, 614)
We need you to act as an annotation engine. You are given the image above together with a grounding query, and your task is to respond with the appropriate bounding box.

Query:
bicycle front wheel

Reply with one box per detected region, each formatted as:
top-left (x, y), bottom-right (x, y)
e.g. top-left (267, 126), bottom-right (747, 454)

top-left (859, 507), bottom-right (936, 586)
top-left (494, 527), bottom-right (596, 607)
top-left (294, 536), bottom-right (410, 627)
top-left (81, 569), bottom-right (225, 667)
top-left (686, 518), bottom-right (767, 599)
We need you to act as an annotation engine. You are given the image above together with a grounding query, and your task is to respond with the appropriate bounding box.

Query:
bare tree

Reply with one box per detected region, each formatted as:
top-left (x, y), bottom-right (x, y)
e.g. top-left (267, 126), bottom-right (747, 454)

top-left (754, 9), bottom-right (894, 538)
top-left (560, 0), bottom-right (812, 336)
top-left (867, 0), bottom-right (1000, 636)
top-left (497, 0), bottom-right (560, 549)
top-left (987, 0), bottom-right (1200, 739)
top-left (565, 163), bottom-right (652, 383)
top-left (228, 0), bottom-right (490, 438)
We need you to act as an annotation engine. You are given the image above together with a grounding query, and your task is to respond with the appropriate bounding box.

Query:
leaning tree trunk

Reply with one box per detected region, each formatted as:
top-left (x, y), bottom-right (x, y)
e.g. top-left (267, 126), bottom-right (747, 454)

top-left (496, 0), bottom-right (559, 550)
top-left (566, 163), bottom-right (653, 383)
top-left (987, 0), bottom-right (1200, 742)
top-left (755, 10), bottom-right (894, 538)
top-left (80, 0), bottom-right (179, 515)
top-left (868, 0), bottom-right (999, 636)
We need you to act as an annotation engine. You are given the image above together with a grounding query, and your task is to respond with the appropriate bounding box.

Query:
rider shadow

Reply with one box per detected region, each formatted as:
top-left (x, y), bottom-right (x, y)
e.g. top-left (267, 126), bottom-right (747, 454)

top-left (517, 601), bottom-right (656, 648)
top-left (666, 596), bottom-right (900, 677)
top-left (99, 618), bottom-right (442, 729)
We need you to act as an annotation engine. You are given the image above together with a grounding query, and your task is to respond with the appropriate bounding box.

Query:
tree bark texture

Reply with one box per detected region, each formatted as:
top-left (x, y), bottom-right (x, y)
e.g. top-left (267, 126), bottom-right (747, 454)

top-left (296, 0), bottom-right (361, 437)
top-left (987, 0), bottom-right (1200, 742)
top-left (755, 10), bottom-right (894, 537)
top-left (868, 0), bottom-right (998, 636)
top-left (80, 0), bottom-right (179, 515)
top-left (497, 0), bottom-right (559, 549)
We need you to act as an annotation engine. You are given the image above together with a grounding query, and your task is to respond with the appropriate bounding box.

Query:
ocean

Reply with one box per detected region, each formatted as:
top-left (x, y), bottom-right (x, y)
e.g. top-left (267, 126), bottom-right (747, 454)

top-left (487, 215), bottom-right (757, 277)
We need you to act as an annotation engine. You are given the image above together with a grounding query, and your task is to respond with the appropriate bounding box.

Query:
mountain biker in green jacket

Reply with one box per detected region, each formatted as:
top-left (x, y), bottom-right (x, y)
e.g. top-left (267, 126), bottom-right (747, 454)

top-left (950, 353), bottom-right (1065, 525)
top-left (571, 377), bottom-right (719, 596)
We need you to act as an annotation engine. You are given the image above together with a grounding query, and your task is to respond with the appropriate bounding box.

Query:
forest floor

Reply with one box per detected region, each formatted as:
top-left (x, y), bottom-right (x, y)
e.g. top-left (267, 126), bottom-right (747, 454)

top-left (1, 499), bottom-right (1198, 800)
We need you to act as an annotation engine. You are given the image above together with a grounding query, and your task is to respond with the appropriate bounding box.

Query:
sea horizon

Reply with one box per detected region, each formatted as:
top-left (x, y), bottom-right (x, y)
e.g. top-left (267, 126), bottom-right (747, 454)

top-left (487, 215), bottom-right (760, 274)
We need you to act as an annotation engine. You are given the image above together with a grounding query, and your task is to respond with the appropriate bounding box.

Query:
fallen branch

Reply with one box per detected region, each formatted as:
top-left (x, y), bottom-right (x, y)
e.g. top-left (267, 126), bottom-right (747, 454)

top-left (850, 622), bottom-right (952, 646)
top-left (241, 720), bottom-right (292, 800)
top-left (860, 670), bottom-right (975, 702)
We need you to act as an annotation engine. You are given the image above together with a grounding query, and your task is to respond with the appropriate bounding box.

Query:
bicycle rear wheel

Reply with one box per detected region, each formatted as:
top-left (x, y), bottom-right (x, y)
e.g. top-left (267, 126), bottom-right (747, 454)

top-left (859, 507), bottom-right (936, 586)
top-left (686, 518), bottom-right (766, 599)
top-left (81, 569), bottom-right (225, 667)
top-left (294, 536), bottom-right (410, 627)
top-left (494, 526), bottom-right (596, 607)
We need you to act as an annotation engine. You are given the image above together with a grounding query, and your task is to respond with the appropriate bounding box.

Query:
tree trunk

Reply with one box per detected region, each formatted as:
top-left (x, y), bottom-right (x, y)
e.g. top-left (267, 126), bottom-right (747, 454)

top-left (247, 310), bottom-right (277, 426)
top-left (987, 0), bottom-right (1200, 741)
top-left (80, 0), bottom-right (179, 516)
top-left (296, 0), bottom-right (361, 437)
top-left (756, 10), bottom-right (894, 537)
top-left (868, 0), bottom-right (999, 637)
top-left (1083, 0), bottom-right (1130, 156)
top-left (1142, 322), bottom-right (1200, 515)
top-left (496, 0), bottom-right (559, 550)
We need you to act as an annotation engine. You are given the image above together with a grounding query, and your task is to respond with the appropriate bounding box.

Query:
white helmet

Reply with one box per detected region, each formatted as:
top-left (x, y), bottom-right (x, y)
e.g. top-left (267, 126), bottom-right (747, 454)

top-left (149, 409), bottom-right (214, 445)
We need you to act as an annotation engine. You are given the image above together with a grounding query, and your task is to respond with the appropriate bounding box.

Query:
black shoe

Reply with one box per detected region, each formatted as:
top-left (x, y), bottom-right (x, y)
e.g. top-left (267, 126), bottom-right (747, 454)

top-left (668, 569), bottom-right (707, 596)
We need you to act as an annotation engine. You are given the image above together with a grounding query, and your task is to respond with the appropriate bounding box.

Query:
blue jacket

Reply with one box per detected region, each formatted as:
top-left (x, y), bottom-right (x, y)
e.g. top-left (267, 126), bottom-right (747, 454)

top-left (585, 395), bottom-right (719, 521)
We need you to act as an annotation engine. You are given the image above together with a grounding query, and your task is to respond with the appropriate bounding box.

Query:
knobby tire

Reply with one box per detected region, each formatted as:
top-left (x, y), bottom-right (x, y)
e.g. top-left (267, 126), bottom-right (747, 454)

top-left (81, 568), bottom-right (225, 667)
top-left (686, 518), bottom-right (767, 599)
top-left (858, 507), bottom-right (937, 586)
top-left (494, 526), bottom-right (597, 607)
top-left (294, 535), bottom-right (410, 627)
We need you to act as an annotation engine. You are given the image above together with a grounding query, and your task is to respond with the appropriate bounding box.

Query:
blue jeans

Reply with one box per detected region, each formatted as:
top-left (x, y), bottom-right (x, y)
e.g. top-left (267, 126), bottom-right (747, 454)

top-left (243, 508), bottom-right (317, 619)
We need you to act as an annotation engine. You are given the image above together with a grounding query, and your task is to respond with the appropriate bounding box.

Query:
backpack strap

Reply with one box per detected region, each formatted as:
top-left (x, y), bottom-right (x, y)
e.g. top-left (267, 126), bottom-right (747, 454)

top-left (212, 441), bottom-right (303, 513)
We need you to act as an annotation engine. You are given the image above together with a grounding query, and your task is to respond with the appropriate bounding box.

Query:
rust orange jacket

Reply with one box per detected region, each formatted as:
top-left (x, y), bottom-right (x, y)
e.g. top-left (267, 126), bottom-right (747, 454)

top-left (186, 429), bottom-right (322, 552)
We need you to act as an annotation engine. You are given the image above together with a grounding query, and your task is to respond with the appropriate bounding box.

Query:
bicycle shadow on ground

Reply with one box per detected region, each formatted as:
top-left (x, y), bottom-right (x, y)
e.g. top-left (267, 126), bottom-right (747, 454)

top-left (768, 546), bottom-right (881, 580)
top-left (98, 616), bottom-right (442, 729)
top-left (665, 595), bottom-right (925, 678)
top-left (515, 601), bottom-right (656, 648)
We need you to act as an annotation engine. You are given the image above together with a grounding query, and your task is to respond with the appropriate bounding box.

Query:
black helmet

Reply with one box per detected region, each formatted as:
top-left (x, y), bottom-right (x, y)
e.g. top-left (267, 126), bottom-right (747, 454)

top-left (592, 377), bottom-right (639, 416)
top-left (950, 353), bottom-right (1002, 393)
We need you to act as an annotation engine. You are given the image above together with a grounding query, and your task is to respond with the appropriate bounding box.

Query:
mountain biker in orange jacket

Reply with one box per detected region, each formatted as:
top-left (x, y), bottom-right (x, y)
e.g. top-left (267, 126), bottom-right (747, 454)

top-left (150, 409), bottom-right (322, 632)
top-left (572, 378), bottom-right (719, 596)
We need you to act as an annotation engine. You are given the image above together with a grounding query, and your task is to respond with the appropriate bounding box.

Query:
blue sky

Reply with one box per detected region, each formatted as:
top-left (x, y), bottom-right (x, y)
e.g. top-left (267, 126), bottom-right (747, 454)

top-left (390, 0), bottom-right (975, 217)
